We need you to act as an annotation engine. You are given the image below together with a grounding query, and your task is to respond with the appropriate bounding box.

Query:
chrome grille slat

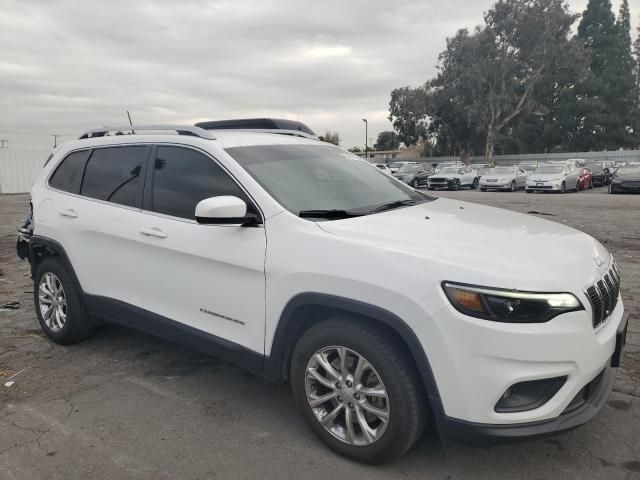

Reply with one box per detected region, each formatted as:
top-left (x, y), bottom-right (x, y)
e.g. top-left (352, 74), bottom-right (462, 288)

top-left (585, 262), bottom-right (621, 328)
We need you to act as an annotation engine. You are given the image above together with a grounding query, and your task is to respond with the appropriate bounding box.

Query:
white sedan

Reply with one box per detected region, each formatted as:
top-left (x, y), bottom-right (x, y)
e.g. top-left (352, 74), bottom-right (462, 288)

top-left (373, 163), bottom-right (392, 175)
top-left (526, 164), bottom-right (581, 193)
top-left (480, 166), bottom-right (528, 191)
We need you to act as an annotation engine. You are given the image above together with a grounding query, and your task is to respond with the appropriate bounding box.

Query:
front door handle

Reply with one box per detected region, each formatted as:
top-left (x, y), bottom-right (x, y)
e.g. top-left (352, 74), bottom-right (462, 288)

top-left (59, 209), bottom-right (78, 218)
top-left (140, 227), bottom-right (167, 239)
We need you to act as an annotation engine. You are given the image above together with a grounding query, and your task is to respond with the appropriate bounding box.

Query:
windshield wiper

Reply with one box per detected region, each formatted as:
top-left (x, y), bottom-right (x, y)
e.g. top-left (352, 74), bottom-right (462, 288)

top-left (298, 209), bottom-right (365, 220)
top-left (369, 199), bottom-right (420, 214)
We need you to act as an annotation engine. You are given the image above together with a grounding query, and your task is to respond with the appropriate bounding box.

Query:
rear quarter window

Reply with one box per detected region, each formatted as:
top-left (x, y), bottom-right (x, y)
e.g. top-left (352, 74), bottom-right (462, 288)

top-left (49, 150), bottom-right (91, 194)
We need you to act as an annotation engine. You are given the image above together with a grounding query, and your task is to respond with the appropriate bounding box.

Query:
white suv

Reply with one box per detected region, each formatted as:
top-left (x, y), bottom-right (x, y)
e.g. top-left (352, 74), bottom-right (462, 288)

top-left (21, 120), bottom-right (628, 464)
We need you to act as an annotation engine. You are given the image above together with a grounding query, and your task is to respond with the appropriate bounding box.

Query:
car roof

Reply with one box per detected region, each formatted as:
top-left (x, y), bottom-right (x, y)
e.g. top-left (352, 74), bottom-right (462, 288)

top-left (57, 129), bottom-right (325, 155)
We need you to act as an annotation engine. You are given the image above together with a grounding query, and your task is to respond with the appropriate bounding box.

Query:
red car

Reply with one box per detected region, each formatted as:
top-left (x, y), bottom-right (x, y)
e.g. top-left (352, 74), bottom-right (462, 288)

top-left (577, 167), bottom-right (594, 190)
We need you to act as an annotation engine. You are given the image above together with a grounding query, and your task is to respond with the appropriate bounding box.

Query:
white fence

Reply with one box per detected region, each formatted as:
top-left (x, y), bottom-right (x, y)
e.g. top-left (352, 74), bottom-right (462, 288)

top-left (0, 147), bottom-right (50, 194)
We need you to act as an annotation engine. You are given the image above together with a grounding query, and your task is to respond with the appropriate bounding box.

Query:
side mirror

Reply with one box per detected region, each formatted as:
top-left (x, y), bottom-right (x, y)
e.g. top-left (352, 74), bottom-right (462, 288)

top-left (195, 196), bottom-right (259, 225)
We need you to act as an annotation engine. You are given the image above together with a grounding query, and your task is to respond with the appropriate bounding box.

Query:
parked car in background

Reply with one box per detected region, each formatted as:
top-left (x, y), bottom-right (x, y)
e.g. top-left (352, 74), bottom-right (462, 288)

top-left (480, 166), bottom-right (528, 192)
top-left (577, 167), bottom-right (594, 190)
top-left (526, 164), bottom-right (580, 193)
top-left (585, 163), bottom-right (611, 187)
top-left (374, 163), bottom-right (392, 175)
top-left (476, 166), bottom-right (492, 180)
top-left (389, 161), bottom-right (416, 173)
top-left (519, 163), bottom-right (538, 174)
top-left (609, 165), bottom-right (640, 194)
top-left (392, 163), bottom-right (433, 188)
top-left (470, 163), bottom-right (490, 172)
top-left (566, 158), bottom-right (586, 169)
top-left (428, 165), bottom-right (478, 190)
top-left (434, 162), bottom-right (463, 173)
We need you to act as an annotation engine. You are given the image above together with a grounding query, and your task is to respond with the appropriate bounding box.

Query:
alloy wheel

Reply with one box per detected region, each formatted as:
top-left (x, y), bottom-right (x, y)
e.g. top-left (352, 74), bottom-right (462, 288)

top-left (305, 346), bottom-right (390, 446)
top-left (38, 272), bottom-right (67, 332)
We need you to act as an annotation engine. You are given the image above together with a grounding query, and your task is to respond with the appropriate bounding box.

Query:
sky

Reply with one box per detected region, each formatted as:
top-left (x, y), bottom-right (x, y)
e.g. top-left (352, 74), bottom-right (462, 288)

top-left (1, 0), bottom-right (639, 150)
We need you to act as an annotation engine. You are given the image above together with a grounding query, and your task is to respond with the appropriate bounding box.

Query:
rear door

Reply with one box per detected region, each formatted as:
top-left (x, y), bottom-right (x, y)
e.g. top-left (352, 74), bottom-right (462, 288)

top-left (135, 145), bottom-right (266, 354)
top-left (46, 145), bottom-right (149, 308)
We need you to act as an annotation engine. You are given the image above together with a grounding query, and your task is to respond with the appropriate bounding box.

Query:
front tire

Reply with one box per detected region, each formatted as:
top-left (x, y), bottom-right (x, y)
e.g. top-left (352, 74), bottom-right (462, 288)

top-left (471, 178), bottom-right (479, 190)
top-left (560, 182), bottom-right (566, 194)
top-left (290, 319), bottom-right (425, 464)
top-left (34, 257), bottom-right (94, 345)
top-left (510, 180), bottom-right (516, 192)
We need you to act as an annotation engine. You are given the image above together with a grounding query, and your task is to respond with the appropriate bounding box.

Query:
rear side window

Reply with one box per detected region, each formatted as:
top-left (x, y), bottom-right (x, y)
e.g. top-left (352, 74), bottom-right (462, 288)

top-left (49, 150), bottom-right (91, 194)
top-left (150, 146), bottom-right (255, 220)
top-left (81, 146), bottom-right (147, 208)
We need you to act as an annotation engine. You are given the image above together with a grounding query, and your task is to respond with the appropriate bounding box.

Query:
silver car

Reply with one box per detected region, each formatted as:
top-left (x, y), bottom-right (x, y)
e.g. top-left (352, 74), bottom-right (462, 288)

top-left (480, 166), bottom-right (528, 191)
top-left (526, 164), bottom-right (581, 193)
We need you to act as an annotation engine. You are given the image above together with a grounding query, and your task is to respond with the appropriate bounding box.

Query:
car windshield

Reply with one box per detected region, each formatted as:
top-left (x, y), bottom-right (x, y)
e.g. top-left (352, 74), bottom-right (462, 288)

top-left (478, 167), bottom-right (491, 175)
top-left (390, 162), bottom-right (404, 168)
top-left (470, 164), bottom-right (485, 169)
top-left (521, 164), bottom-right (537, 171)
top-left (226, 144), bottom-right (434, 219)
top-left (440, 167), bottom-right (461, 174)
top-left (491, 167), bottom-right (514, 174)
top-left (397, 164), bottom-right (419, 173)
top-left (586, 163), bottom-right (603, 173)
top-left (536, 165), bottom-right (564, 174)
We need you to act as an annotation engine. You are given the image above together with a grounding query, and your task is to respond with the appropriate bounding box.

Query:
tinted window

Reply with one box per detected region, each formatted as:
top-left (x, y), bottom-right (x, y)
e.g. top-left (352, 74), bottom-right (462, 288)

top-left (49, 150), bottom-right (91, 194)
top-left (81, 146), bottom-right (147, 208)
top-left (151, 146), bottom-right (255, 220)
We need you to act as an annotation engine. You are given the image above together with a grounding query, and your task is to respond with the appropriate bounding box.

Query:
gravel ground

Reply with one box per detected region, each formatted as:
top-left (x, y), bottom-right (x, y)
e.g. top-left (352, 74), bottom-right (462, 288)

top-left (1, 189), bottom-right (639, 480)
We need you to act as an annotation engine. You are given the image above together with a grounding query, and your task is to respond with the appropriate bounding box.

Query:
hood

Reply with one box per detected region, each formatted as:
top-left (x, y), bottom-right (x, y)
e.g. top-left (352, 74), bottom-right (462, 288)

top-left (431, 173), bottom-right (460, 180)
top-left (528, 173), bottom-right (563, 181)
top-left (615, 171), bottom-right (640, 180)
top-left (316, 198), bottom-right (609, 293)
top-left (482, 173), bottom-right (513, 181)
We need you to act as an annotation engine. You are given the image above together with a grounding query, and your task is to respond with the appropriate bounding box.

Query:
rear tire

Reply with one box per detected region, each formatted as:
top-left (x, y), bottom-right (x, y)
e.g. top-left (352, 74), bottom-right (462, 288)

top-left (471, 178), bottom-right (479, 190)
top-left (560, 182), bottom-right (566, 194)
top-left (510, 180), bottom-right (516, 192)
top-left (290, 318), bottom-right (426, 464)
top-left (34, 257), bottom-right (94, 345)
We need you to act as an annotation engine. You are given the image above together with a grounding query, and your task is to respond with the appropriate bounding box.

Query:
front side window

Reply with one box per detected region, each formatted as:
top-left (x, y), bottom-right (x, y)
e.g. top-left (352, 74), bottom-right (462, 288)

top-left (49, 150), bottom-right (91, 194)
top-left (81, 146), bottom-right (147, 208)
top-left (151, 146), bottom-right (255, 220)
top-left (226, 144), bottom-right (432, 219)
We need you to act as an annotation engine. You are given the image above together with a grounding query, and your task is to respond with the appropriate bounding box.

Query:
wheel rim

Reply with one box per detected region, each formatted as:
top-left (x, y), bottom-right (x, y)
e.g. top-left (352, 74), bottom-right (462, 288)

top-left (305, 346), bottom-right (390, 447)
top-left (38, 272), bottom-right (67, 332)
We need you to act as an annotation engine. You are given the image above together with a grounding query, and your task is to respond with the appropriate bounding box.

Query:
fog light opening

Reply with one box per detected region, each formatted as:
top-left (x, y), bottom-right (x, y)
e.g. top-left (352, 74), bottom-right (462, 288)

top-left (495, 376), bottom-right (567, 413)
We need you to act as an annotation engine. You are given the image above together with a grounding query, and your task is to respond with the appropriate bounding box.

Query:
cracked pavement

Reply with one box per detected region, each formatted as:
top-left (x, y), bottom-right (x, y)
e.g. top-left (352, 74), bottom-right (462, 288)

top-left (1, 190), bottom-right (639, 480)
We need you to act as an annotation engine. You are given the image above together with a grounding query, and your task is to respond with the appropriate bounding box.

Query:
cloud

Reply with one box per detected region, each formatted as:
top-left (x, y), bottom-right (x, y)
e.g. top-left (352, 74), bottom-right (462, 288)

top-left (0, 0), bottom-right (637, 148)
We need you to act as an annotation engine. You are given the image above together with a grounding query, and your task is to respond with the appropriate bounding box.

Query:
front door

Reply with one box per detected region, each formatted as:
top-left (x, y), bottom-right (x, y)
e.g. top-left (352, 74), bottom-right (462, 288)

top-left (136, 145), bottom-right (266, 354)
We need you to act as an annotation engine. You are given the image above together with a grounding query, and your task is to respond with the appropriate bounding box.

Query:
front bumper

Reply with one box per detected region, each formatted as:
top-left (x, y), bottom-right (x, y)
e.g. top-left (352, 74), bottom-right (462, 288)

top-left (416, 291), bottom-right (627, 440)
top-left (611, 181), bottom-right (640, 193)
top-left (428, 178), bottom-right (456, 190)
top-left (526, 182), bottom-right (561, 191)
top-left (480, 181), bottom-right (510, 190)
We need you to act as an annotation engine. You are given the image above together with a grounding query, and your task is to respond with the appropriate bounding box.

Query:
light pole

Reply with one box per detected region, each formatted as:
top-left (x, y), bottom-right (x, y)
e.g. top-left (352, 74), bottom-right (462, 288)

top-left (362, 118), bottom-right (368, 158)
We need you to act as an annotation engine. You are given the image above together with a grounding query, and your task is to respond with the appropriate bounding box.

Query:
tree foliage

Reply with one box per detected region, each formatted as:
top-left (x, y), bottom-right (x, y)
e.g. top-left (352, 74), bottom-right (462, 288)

top-left (321, 130), bottom-right (341, 146)
top-left (388, 0), bottom-right (640, 158)
top-left (373, 131), bottom-right (400, 150)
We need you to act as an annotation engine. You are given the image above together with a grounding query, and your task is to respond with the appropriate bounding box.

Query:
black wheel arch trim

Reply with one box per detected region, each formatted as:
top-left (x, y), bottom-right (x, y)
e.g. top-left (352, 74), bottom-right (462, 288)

top-left (29, 235), bottom-right (86, 296)
top-left (265, 293), bottom-right (443, 406)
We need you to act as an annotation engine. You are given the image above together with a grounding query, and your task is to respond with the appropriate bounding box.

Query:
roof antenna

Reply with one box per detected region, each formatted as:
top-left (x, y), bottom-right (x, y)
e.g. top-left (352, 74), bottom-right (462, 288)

top-left (126, 111), bottom-right (135, 134)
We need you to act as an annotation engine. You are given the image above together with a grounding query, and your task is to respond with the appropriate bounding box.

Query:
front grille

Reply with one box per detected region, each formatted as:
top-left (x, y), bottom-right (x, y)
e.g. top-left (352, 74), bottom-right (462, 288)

top-left (585, 261), bottom-right (621, 328)
top-left (429, 178), bottom-right (447, 184)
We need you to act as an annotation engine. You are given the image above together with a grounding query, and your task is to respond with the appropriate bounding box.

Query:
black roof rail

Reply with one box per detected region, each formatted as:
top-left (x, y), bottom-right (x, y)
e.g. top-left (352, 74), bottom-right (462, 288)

top-left (78, 125), bottom-right (216, 140)
top-left (194, 118), bottom-right (318, 139)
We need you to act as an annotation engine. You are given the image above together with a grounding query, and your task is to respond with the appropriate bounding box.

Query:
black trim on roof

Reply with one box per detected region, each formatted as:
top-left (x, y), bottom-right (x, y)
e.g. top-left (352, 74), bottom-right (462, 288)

top-left (194, 118), bottom-right (316, 136)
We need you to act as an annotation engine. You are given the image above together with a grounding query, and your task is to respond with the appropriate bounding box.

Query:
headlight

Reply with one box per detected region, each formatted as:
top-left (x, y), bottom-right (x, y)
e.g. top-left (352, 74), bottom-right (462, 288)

top-left (442, 282), bottom-right (583, 323)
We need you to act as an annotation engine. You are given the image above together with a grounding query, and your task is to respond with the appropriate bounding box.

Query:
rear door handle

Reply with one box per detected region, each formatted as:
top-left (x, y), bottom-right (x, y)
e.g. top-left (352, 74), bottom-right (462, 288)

top-left (140, 227), bottom-right (167, 239)
top-left (59, 209), bottom-right (78, 218)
